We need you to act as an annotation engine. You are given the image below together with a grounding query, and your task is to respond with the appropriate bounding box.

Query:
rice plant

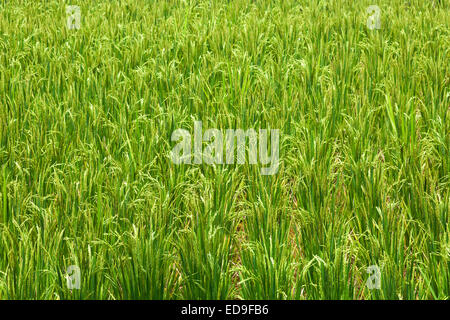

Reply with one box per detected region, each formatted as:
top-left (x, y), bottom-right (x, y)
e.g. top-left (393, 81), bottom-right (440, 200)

top-left (0, 0), bottom-right (448, 300)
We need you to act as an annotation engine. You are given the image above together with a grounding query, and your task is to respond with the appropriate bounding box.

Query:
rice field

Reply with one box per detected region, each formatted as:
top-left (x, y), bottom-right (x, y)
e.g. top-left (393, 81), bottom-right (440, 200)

top-left (0, 0), bottom-right (448, 300)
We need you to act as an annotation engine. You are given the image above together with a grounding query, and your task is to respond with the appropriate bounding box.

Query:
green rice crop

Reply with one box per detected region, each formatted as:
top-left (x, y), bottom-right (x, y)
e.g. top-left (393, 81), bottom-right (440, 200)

top-left (0, 0), bottom-right (448, 299)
